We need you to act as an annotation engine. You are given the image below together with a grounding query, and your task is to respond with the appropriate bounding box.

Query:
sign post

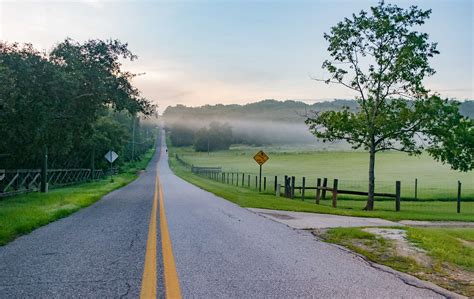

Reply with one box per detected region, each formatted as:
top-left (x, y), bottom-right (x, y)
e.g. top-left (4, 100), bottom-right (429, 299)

top-left (253, 150), bottom-right (269, 192)
top-left (104, 150), bottom-right (119, 182)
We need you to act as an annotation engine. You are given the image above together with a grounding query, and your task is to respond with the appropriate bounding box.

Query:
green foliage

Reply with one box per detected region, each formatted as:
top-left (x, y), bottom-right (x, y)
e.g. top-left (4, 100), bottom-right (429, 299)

top-left (0, 39), bottom-right (156, 169)
top-left (194, 122), bottom-right (233, 152)
top-left (424, 99), bottom-right (474, 172)
top-left (306, 2), bottom-right (472, 210)
top-left (169, 124), bottom-right (195, 147)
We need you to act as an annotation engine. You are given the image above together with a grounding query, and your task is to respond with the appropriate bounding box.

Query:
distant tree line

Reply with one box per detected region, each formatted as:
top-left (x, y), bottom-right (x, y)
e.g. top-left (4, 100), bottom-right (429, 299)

top-left (164, 99), bottom-right (473, 150)
top-left (168, 122), bottom-right (233, 152)
top-left (163, 99), bottom-right (473, 123)
top-left (0, 39), bottom-right (156, 169)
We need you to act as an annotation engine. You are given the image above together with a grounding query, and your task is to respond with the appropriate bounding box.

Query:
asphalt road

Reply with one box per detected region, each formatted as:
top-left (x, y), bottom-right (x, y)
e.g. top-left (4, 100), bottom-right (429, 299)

top-left (0, 134), bottom-right (456, 298)
top-left (0, 143), bottom-right (164, 298)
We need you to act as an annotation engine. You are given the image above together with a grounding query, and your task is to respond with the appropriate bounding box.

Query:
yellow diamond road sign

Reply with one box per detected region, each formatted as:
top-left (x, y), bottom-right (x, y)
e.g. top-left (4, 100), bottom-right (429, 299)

top-left (253, 150), bottom-right (269, 166)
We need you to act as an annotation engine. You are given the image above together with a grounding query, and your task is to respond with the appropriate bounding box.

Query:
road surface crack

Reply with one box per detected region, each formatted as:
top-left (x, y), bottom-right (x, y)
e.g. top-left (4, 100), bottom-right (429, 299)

top-left (129, 231), bottom-right (139, 250)
top-left (220, 209), bottom-right (241, 222)
top-left (119, 281), bottom-right (131, 298)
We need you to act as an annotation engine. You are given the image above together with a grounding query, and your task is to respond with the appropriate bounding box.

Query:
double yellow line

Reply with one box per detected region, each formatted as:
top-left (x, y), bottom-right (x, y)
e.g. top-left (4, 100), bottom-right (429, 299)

top-left (140, 161), bottom-right (182, 298)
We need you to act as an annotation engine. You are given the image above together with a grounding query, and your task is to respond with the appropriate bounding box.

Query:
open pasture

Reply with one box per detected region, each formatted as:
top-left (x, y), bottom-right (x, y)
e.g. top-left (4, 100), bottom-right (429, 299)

top-left (173, 145), bottom-right (474, 202)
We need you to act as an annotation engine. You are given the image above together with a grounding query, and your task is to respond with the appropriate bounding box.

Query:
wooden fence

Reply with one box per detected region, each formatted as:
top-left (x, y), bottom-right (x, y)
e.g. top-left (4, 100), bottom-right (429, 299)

top-left (279, 175), bottom-right (401, 211)
top-left (174, 154), bottom-right (467, 213)
top-left (0, 168), bottom-right (107, 198)
top-left (176, 154), bottom-right (191, 168)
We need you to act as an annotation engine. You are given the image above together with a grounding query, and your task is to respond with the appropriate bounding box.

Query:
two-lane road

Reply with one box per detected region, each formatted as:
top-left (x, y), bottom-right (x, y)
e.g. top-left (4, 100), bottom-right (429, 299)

top-left (0, 133), bottom-right (453, 298)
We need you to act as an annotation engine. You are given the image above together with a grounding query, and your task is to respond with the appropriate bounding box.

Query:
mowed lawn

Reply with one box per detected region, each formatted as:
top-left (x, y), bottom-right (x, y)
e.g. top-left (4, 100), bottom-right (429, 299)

top-left (173, 145), bottom-right (474, 201)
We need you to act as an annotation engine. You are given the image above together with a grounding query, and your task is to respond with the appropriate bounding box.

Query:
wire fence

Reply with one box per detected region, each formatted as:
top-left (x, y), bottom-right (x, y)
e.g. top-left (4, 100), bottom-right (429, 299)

top-left (175, 154), bottom-right (474, 216)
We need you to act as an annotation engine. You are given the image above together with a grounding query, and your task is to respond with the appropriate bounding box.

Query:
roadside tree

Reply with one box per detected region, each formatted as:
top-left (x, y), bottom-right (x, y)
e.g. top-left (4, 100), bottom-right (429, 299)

top-left (306, 2), bottom-right (473, 210)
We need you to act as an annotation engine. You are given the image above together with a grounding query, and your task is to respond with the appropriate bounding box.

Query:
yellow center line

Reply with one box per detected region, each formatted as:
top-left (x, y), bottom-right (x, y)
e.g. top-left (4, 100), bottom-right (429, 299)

top-left (159, 180), bottom-right (182, 299)
top-left (141, 143), bottom-right (182, 299)
top-left (140, 173), bottom-right (158, 298)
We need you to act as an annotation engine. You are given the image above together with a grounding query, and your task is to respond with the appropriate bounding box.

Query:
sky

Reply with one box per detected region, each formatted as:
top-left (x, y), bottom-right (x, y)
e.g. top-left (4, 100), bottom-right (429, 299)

top-left (0, 0), bottom-right (472, 111)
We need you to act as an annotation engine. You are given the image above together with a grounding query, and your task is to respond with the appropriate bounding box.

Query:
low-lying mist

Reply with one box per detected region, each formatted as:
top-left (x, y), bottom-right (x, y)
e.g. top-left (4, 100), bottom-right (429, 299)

top-left (164, 117), bottom-right (351, 150)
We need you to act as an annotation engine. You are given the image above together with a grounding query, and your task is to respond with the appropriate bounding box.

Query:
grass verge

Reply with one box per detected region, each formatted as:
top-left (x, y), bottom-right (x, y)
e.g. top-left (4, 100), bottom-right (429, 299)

top-left (0, 147), bottom-right (155, 246)
top-left (317, 227), bottom-right (474, 297)
top-left (169, 154), bottom-right (474, 221)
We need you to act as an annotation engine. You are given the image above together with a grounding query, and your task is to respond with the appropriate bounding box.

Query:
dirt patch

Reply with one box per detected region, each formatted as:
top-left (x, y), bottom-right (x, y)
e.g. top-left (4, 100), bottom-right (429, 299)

top-left (459, 238), bottom-right (474, 250)
top-left (363, 228), bottom-right (431, 267)
top-left (316, 227), bottom-right (473, 297)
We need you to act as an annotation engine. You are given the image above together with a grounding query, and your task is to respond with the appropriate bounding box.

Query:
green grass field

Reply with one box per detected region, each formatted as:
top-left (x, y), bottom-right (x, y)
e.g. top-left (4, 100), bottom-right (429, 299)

top-left (173, 145), bottom-right (474, 201)
top-left (169, 143), bottom-right (474, 220)
top-left (0, 147), bottom-right (155, 246)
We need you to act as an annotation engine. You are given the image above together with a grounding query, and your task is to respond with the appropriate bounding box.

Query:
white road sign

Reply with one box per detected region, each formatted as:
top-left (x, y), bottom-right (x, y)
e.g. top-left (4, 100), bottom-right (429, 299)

top-left (104, 150), bottom-right (118, 163)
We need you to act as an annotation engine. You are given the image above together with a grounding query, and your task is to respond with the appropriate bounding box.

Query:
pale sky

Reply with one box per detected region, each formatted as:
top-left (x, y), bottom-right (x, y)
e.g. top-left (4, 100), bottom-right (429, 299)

top-left (0, 0), bottom-right (472, 111)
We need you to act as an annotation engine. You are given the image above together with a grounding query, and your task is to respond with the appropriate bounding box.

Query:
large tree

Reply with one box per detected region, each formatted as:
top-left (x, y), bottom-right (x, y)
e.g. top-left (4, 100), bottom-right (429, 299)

top-left (306, 1), bottom-right (473, 210)
top-left (0, 39), bottom-right (155, 169)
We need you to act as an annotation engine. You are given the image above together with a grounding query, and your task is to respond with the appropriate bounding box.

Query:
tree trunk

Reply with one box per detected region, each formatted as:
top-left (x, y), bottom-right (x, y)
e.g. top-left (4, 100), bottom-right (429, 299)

top-left (364, 143), bottom-right (376, 210)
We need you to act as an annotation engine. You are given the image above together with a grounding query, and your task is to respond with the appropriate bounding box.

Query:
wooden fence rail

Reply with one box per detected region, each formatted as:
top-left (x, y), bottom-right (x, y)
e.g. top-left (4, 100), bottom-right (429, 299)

top-left (183, 159), bottom-right (465, 213)
top-left (0, 168), bottom-right (106, 198)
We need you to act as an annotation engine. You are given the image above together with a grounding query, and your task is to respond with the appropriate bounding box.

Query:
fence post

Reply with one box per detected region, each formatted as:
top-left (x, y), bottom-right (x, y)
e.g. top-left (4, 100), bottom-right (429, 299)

top-left (264, 177), bottom-right (266, 191)
top-left (248, 175), bottom-right (250, 187)
top-left (40, 145), bottom-right (48, 193)
top-left (242, 173), bottom-right (244, 186)
top-left (332, 179), bottom-right (338, 208)
top-left (414, 178), bottom-right (418, 200)
top-left (255, 176), bottom-right (258, 189)
top-left (396, 181), bottom-right (401, 212)
top-left (274, 176), bottom-right (278, 192)
top-left (291, 176), bottom-right (295, 199)
top-left (316, 178), bottom-right (321, 204)
top-left (276, 184), bottom-right (280, 197)
top-left (322, 177), bottom-right (328, 199)
top-left (232, 173), bottom-right (234, 185)
top-left (227, 173), bottom-right (229, 184)
top-left (301, 177), bottom-right (306, 200)
top-left (90, 147), bottom-right (95, 181)
top-left (284, 175), bottom-right (288, 197)
top-left (457, 181), bottom-right (461, 214)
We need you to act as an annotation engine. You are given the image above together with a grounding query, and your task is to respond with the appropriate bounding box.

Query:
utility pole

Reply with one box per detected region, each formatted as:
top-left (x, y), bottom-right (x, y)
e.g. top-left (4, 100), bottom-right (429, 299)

top-left (90, 147), bottom-right (95, 180)
top-left (131, 116), bottom-right (136, 161)
top-left (40, 145), bottom-right (48, 192)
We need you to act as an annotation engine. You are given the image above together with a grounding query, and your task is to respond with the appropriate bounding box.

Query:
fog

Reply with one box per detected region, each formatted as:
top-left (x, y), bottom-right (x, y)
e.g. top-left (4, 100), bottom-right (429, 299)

top-left (164, 116), bottom-right (351, 150)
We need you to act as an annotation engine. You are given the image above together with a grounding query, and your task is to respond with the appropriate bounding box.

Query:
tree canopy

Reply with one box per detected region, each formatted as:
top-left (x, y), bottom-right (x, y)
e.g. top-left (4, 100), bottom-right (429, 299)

top-left (305, 1), bottom-right (473, 210)
top-left (0, 39), bottom-right (156, 169)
